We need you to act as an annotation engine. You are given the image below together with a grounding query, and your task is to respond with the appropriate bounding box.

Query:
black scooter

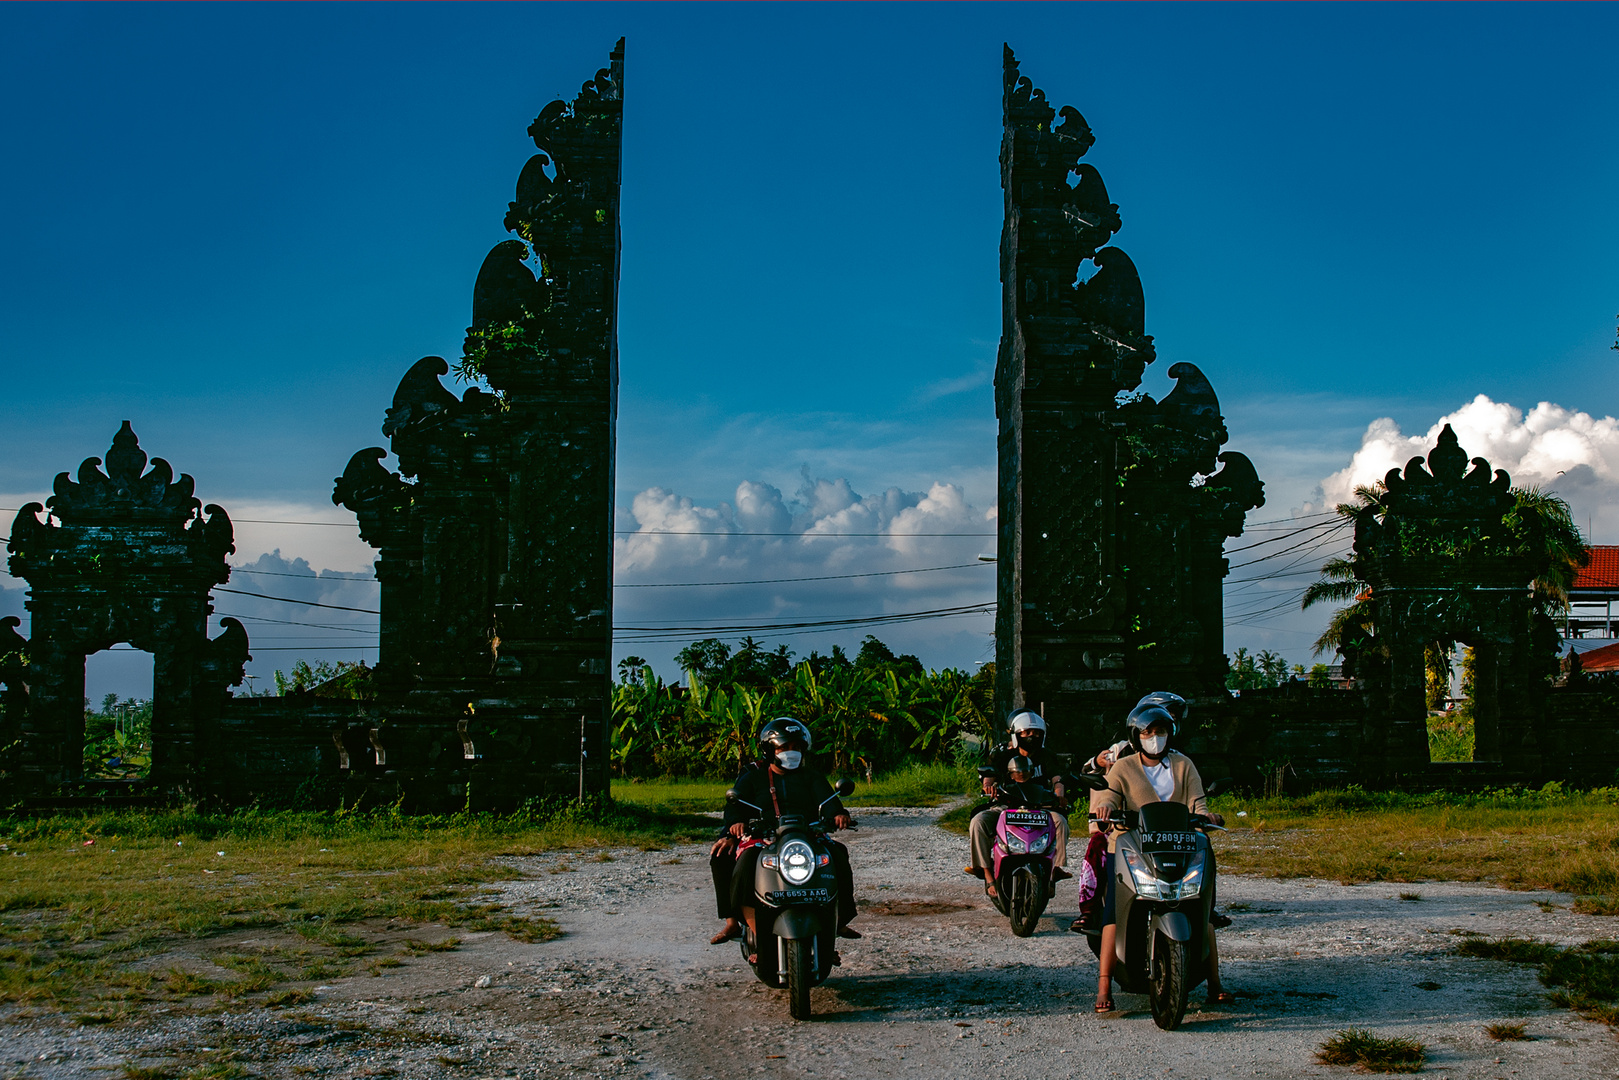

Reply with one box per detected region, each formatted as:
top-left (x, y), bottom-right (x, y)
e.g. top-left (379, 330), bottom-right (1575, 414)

top-left (1085, 799), bottom-right (1226, 1029)
top-left (726, 779), bottom-right (855, 1021)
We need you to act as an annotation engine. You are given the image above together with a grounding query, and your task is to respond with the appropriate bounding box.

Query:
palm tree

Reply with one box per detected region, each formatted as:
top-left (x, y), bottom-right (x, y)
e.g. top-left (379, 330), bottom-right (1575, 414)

top-left (1301, 484), bottom-right (1383, 657)
top-left (1506, 485), bottom-right (1588, 614)
top-left (1302, 481), bottom-right (1588, 658)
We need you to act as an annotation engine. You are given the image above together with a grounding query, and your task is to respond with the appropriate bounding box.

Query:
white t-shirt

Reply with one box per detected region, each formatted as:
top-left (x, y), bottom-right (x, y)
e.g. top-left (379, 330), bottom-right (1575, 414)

top-left (1143, 760), bottom-right (1175, 802)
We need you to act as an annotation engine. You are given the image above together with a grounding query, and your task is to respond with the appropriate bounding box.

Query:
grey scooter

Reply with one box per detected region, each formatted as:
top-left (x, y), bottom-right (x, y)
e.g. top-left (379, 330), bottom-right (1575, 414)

top-left (1086, 800), bottom-right (1226, 1030)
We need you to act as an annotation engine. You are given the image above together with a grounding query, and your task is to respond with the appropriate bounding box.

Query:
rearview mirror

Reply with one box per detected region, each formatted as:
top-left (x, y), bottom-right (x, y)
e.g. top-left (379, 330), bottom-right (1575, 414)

top-left (724, 787), bottom-right (739, 802)
top-left (1074, 772), bottom-right (1109, 791)
top-left (1204, 777), bottom-right (1233, 799)
top-left (835, 779), bottom-right (855, 797)
top-left (976, 766), bottom-right (996, 779)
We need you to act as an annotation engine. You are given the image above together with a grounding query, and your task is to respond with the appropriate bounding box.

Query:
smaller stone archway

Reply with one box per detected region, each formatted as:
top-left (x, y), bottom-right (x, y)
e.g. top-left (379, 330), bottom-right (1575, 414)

top-left (6, 423), bottom-right (250, 792)
top-left (1350, 425), bottom-right (1560, 781)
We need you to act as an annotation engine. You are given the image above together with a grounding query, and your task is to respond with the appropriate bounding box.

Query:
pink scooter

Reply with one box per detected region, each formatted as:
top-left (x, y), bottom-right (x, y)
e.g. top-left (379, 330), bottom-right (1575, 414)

top-left (976, 768), bottom-right (1066, 937)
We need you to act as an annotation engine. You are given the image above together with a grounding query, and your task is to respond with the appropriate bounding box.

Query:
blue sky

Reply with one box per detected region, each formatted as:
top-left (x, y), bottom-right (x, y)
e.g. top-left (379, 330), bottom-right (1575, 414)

top-left (2, 3), bottom-right (1616, 699)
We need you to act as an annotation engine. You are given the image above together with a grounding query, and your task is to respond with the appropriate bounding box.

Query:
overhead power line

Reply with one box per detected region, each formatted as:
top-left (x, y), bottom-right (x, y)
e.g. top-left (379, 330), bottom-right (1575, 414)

top-left (214, 587), bottom-right (381, 615)
top-left (617, 561), bottom-right (990, 588)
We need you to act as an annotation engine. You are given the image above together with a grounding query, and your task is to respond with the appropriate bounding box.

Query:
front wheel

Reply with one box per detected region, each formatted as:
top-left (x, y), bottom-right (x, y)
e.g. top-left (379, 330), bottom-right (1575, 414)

top-left (787, 937), bottom-right (813, 1021)
top-left (1008, 867), bottom-right (1045, 937)
top-left (1149, 930), bottom-right (1189, 1030)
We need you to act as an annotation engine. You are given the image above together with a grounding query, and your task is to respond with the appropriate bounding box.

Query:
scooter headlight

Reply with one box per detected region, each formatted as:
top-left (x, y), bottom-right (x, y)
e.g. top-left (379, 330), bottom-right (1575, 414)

top-left (1027, 833), bottom-right (1051, 854)
top-left (1169, 850), bottom-right (1206, 901)
top-left (1120, 846), bottom-right (1162, 900)
top-left (780, 840), bottom-right (815, 885)
top-left (1001, 832), bottom-right (1028, 854)
top-left (1121, 847), bottom-right (1206, 901)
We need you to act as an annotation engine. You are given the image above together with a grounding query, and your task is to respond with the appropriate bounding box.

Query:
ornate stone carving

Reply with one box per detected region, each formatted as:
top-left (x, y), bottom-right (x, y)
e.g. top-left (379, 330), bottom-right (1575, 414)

top-left (997, 48), bottom-right (1264, 751)
top-left (333, 40), bottom-right (622, 806)
top-left (5, 424), bottom-right (249, 793)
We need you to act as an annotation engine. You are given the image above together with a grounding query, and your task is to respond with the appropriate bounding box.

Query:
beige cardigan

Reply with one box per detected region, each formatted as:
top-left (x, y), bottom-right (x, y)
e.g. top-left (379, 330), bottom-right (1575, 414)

top-left (1089, 750), bottom-right (1208, 851)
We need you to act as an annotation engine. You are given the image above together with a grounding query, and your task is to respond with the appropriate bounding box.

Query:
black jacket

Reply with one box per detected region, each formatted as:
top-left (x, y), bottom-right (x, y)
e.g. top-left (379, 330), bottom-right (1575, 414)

top-left (722, 761), bottom-right (846, 831)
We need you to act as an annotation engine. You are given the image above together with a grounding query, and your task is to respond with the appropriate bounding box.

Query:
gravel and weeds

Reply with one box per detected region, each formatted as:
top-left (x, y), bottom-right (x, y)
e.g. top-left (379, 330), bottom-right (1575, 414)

top-left (1316, 1028), bottom-right (1428, 1073)
top-left (0, 796), bottom-right (707, 1010)
top-left (1458, 935), bottom-right (1619, 1025)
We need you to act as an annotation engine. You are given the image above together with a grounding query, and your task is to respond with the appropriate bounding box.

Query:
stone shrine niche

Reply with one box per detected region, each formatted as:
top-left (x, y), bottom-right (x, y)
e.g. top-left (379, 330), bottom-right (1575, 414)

top-left (1348, 425), bottom-right (1559, 781)
top-left (995, 47), bottom-right (1263, 756)
top-left (5, 422), bottom-right (250, 792)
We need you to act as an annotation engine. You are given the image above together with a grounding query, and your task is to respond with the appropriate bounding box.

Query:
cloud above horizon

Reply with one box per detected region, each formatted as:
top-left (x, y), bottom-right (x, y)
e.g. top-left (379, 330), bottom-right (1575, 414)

top-left (1304, 395), bottom-right (1619, 541)
top-left (613, 471), bottom-right (998, 675)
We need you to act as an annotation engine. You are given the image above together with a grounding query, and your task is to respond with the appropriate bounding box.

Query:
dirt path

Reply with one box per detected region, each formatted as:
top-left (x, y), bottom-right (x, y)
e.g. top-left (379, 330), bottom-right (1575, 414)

top-left (6, 806), bottom-right (1618, 1080)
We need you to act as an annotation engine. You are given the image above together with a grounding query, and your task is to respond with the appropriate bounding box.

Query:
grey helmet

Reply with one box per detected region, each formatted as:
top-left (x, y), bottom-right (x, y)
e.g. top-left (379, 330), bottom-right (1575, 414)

top-left (1125, 703), bottom-right (1177, 755)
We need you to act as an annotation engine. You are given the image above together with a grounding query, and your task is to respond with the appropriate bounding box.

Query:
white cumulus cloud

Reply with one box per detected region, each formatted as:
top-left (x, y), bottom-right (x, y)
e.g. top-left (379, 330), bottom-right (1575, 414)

top-left (1307, 394), bottom-right (1619, 540)
top-left (612, 472), bottom-right (998, 677)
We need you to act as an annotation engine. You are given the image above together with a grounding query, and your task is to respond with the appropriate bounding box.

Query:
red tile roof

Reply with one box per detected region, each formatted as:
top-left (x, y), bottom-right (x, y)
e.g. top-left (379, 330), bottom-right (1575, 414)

top-left (1574, 546), bottom-right (1619, 591)
top-left (1577, 640), bottom-right (1619, 671)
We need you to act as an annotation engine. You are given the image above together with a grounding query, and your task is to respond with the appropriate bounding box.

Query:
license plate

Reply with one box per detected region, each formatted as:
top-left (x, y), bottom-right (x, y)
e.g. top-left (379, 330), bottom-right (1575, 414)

top-left (1140, 831), bottom-right (1198, 852)
top-left (765, 888), bottom-right (831, 904)
top-left (1004, 811), bottom-right (1050, 827)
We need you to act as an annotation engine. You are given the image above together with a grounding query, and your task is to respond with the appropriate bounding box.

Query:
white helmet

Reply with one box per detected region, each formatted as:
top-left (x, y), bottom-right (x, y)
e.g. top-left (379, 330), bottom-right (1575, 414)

top-left (1008, 710), bottom-right (1047, 736)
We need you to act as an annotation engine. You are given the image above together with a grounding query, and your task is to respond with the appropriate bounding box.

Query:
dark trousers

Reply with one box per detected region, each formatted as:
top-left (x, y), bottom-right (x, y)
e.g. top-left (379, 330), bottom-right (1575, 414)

top-left (709, 838), bottom-right (856, 926)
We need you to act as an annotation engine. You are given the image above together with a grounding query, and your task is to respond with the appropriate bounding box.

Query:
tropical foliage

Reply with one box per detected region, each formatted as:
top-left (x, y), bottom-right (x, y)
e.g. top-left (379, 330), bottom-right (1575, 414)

top-left (81, 692), bottom-right (152, 779)
top-left (1226, 647), bottom-right (1292, 690)
top-left (611, 635), bottom-right (994, 780)
top-left (1302, 482), bottom-right (1588, 660)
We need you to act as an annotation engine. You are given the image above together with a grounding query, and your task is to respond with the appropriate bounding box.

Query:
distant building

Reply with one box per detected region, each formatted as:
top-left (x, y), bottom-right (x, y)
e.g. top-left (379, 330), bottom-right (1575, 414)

top-left (1564, 545), bottom-right (1619, 643)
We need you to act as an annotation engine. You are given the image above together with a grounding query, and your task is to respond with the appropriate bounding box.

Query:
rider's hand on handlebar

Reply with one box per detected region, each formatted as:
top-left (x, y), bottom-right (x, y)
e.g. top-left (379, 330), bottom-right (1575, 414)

top-left (980, 777), bottom-right (996, 796)
top-left (1092, 804), bottom-right (1113, 823)
top-left (833, 813), bottom-right (855, 831)
top-left (709, 834), bottom-right (737, 858)
top-left (727, 822), bottom-right (746, 839)
top-left (1208, 813), bottom-right (1225, 827)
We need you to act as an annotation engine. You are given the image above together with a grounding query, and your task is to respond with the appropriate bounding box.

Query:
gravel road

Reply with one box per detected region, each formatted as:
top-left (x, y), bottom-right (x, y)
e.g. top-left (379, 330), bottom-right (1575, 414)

top-left (6, 806), bottom-right (1618, 1080)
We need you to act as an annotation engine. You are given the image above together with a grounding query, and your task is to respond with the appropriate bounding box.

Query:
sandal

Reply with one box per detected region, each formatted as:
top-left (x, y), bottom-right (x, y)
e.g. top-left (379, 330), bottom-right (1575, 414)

top-left (837, 925), bottom-right (863, 939)
top-left (709, 921), bottom-right (743, 945)
top-left (1095, 977), bottom-right (1114, 1013)
top-left (1206, 989), bottom-right (1236, 1006)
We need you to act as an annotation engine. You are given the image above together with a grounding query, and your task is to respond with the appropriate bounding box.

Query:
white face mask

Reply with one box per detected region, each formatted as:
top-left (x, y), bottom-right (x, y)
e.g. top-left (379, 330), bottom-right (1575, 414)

top-left (1140, 734), bottom-right (1168, 757)
top-left (776, 750), bottom-right (803, 770)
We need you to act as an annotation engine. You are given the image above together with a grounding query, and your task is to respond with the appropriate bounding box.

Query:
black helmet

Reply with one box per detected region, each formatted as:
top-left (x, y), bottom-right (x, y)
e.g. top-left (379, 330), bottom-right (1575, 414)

top-left (1125, 703), bottom-right (1177, 756)
top-left (1134, 691), bottom-right (1187, 725)
top-left (758, 716), bottom-right (812, 763)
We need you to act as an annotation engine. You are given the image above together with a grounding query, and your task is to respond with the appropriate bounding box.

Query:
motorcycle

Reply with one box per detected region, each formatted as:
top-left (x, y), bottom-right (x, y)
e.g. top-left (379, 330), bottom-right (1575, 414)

top-left (726, 778), bottom-right (855, 1021)
top-left (1085, 799), bottom-right (1226, 1030)
top-left (975, 767), bottom-right (1108, 937)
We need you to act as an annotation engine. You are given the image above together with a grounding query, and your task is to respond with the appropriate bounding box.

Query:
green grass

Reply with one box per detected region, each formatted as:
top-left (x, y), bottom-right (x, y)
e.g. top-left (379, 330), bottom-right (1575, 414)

top-left (1428, 709), bottom-right (1475, 762)
top-left (1211, 785), bottom-right (1619, 902)
top-left (611, 760), bottom-right (977, 815)
top-left (1484, 1021), bottom-right (1529, 1041)
top-left (1316, 1029), bottom-right (1427, 1073)
top-left (0, 798), bottom-right (706, 1009)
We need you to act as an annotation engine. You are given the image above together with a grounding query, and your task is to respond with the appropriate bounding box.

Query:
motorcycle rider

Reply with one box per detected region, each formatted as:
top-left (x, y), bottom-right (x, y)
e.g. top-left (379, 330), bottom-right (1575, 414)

top-left (1073, 691), bottom-right (1230, 933)
top-left (1089, 702), bottom-right (1231, 1012)
top-left (966, 709), bottom-right (1070, 893)
top-left (708, 717), bottom-right (859, 952)
top-left (1081, 692), bottom-right (1188, 776)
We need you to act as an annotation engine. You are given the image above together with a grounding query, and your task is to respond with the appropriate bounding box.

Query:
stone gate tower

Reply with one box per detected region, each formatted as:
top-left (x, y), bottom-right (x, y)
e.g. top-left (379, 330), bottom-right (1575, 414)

top-left (334, 40), bottom-right (623, 806)
top-left (996, 47), bottom-right (1264, 754)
